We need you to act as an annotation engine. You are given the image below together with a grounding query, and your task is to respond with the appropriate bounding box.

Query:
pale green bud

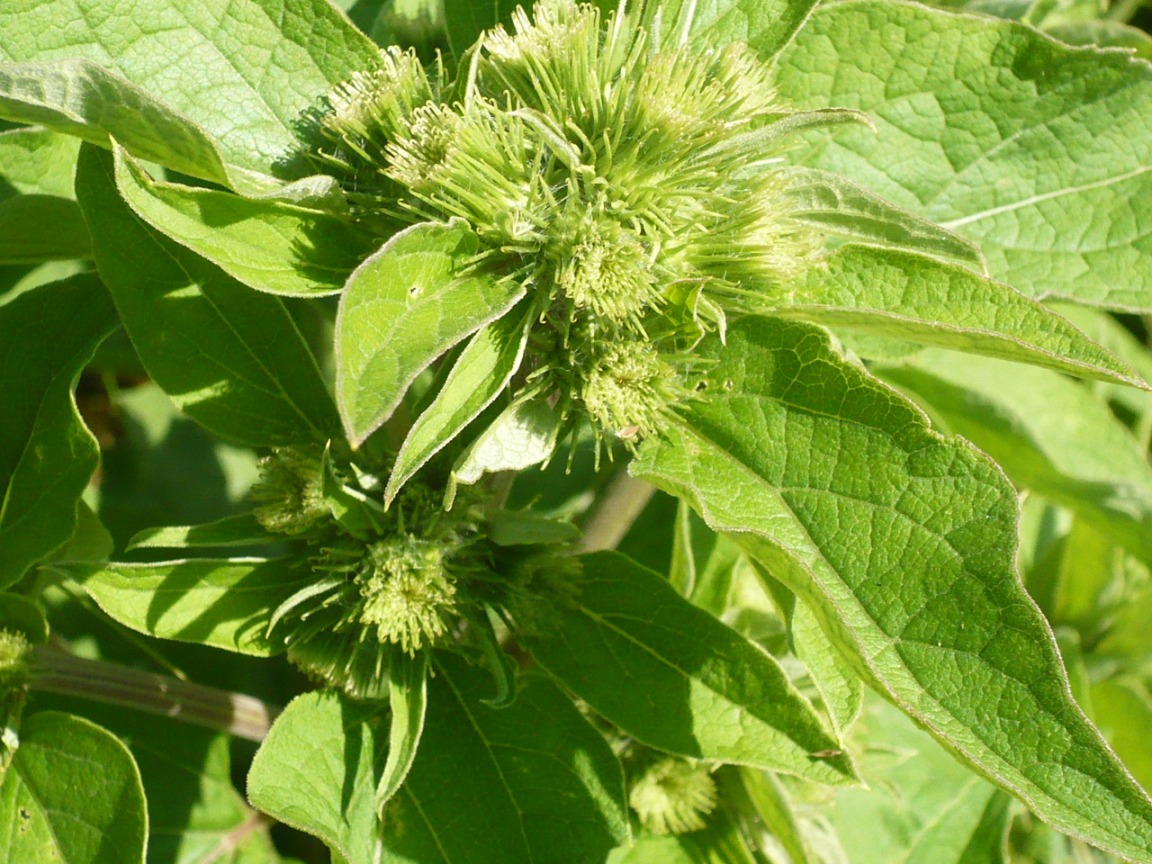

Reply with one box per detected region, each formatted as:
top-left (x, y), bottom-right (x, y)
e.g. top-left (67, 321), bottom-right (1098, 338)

top-left (629, 757), bottom-right (717, 835)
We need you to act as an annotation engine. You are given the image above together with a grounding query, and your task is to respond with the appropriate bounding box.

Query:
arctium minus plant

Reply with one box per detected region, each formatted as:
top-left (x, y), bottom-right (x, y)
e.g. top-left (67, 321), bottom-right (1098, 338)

top-left (2, 0), bottom-right (1152, 861)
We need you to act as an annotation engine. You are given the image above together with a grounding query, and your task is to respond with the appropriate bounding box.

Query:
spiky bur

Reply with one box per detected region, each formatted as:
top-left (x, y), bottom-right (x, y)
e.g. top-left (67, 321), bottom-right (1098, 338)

top-left (318, 0), bottom-right (836, 452)
top-left (253, 447), bottom-right (487, 699)
top-left (0, 629), bottom-right (31, 691)
top-left (629, 756), bottom-right (718, 835)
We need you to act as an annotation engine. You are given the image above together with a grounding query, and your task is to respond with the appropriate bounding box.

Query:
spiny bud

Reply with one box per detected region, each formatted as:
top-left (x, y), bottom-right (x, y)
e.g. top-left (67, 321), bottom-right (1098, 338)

top-left (356, 535), bottom-right (457, 655)
top-left (0, 629), bottom-right (31, 691)
top-left (252, 448), bottom-right (329, 536)
top-left (629, 757), bottom-right (717, 836)
top-left (554, 216), bottom-right (658, 324)
top-left (580, 340), bottom-right (673, 441)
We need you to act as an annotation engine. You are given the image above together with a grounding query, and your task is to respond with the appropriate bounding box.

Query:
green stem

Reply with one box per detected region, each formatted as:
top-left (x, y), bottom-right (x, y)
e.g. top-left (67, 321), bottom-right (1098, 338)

top-left (577, 471), bottom-right (655, 552)
top-left (30, 644), bottom-right (280, 742)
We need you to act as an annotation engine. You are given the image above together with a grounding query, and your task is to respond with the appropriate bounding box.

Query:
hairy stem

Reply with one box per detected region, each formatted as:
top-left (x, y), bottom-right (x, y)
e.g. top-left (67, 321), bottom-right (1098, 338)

top-left (31, 643), bottom-right (280, 742)
top-left (577, 471), bottom-right (655, 552)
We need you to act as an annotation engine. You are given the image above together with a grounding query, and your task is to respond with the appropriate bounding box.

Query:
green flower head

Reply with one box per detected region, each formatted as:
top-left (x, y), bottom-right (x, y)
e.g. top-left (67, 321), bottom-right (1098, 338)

top-left (629, 756), bottom-right (718, 835)
top-left (321, 0), bottom-right (832, 445)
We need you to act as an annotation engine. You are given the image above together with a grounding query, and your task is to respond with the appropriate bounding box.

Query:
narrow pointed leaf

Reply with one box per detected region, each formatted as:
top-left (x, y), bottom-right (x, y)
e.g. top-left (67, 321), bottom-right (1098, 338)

top-left (336, 220), bottom-right (526, 445)
top-left (126, 513), bottom-right (278, 551)
top-left (878, 351), bottom-right (1152, 566)
top-left (78, 558), bottom-right (311, 656)
top-left (0, 274), bottom-right (117, 588)
top-left (782, 167), bottom-right (985, 268)
top-left (776, 0), bottom-right (1152, 310)
top-left (387, 304), bottom-right (533, 505)
top-left (632, 316), bottom-right (1152, 861)
top-left (0, 712), bottom-right (146, 864)
top-left (767, 245), bottom-right (1142, 387)
top-left (519, 551), bottom-right (857, 785)
top-left (0, 0), bottom-right (380, 180)
top-left (375, 651), bottom-right (428, 815)
top-left (379, 654), bottom-right (630, 863)
top-left (76, 144), bottom-right (341, 447)
top-left (113, 145), bottom-right (373, 297)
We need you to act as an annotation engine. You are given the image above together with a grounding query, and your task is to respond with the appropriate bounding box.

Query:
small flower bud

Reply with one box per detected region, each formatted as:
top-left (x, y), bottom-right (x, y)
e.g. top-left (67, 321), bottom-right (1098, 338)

top-left (580, 341), bottom-right (674, 440)
top-left (629, 757), bottom-right (718, 836)
top-left (252, 448), bottom-right (329, 536)
top-left (356, 535), bottom-right (457, 655)
top-left (0, 629), bottom-right (31, 691)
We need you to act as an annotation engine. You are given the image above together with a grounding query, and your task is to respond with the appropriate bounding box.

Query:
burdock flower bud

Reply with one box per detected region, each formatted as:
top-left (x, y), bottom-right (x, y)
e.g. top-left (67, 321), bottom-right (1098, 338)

top-left (629, 756), bottom-right (718, 835)
top-left (580, 340), bottom-right (674, 441)
top-left (0, 629), bottom-right (31, 691)
top-left (554, 215), bottom-right (659, 326)
top-left (356, 535), bottom-right (457, 655)
top-left (251, 448), bottom-right (329, 536)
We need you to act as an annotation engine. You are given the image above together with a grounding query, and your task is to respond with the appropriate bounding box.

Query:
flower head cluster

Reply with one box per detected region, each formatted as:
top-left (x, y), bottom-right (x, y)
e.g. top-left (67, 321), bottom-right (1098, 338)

top-left (320, 0), bottom-right (826, 448)
top-left (629, 756), bottom-right (718, 835)
top-left (253, 447), bottom-right (483, 699)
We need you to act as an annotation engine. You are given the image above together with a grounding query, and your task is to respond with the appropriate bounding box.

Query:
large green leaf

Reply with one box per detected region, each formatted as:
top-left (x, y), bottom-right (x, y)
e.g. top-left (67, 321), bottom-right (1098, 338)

top-left (769, 244), bottom-right (1142, 387)
top-left (0, 127), bottom-right (80, 198)
top-left (336, 220), bottom-right (526, 446)
top-left (0, 712), bottom-right (146, 864)
top-left (79, 558), bottom-right (311, 656)
top-left (75, 144), bottom-right (341, 447)
top-left (0, 0), bottom-right (380, 180)
top-left (0, 274), bottom-right (117, 588)
top-left (631, 316), bottom-right (1152, 861)
top-left (247, 691), bottom-right (385, 864)
top-left (380, 654), bottom-right (630, 863)
top-left (520, 551), bottom-right (857, 785)
top-left (249, 657), bottom-right (630, 864)
top-left (877, 351), bottom-right (1152, 566)
top-left (113, 145), bottom-right (373, 297)
top-left (775, 0), bottom-right (1152, 310)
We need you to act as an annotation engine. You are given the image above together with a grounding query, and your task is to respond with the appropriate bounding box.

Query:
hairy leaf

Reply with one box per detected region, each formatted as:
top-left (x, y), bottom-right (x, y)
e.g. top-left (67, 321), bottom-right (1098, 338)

top-left (632, 316), bottom-right (1152, 860)
top-left (0, 0), bottom-right (380, 180)
top-left (336, 220), bottom-right (526, 446)
top-left (379, 654), bottom-right (630, 864)
top-left (878, 351), bottom-right (1152, 566)
top-left (768, 245), bottom-right (1142, 387)
top-left (113, 145), bottom-right (372, 297)
top-left (0, 274), bottom-right (117, 588)
top-left (776, 0), bottom-right (1152, 310)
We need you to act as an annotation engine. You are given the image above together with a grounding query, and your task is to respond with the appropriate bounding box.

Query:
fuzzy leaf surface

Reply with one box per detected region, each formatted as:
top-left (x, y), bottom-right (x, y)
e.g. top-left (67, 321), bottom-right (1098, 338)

top-left (768, 244), bottom-right (1141, 386)
top-left (387, 306), bottom-right (532, 504)
top-left (662, 0), bottom-right (822, 61)
top-left (337, 221), bottom-right (526, 445)
top-left (0, 274), bottom-right (117, 588)
top-left (0, 712), bottom-right (146, 864)
top-left (379, 654), bottom-right (630, 864)
top-left (0, 0), bottom-right (379, 180)
top-left (76, 144), bottom-right (341, 447)
top-left (522, 551), bottom-right (856, 784)
top-left (632, 316), bottom-right (1152, 861)
top-left (782, 167), bottom-right (984, 268)
top-left (80, 558), bottom-right (311, 656)
top-left (878, 351), bottom-right (1152, 566)
top-left (113, 146), bottom-right (372, 297)
top-left (776, 0), bottom-right (1152, 310)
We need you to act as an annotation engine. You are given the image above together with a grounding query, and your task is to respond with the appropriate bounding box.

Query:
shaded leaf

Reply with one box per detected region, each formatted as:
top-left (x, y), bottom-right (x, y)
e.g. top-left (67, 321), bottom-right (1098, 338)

top-left (79, 558), bottom-right (311, 656)
top-left (0, 273), bottom-right (117, 588)
top-left (520, 551), bottom-right (857, 785)
top-left (76, 144), bottom-right (341, 448)
top-left (450, 397), bottom-right (561, 494)
top-left (126, 513), bottom-right (278, 551)
top-left (375, 651), bottom-right (427, 815)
